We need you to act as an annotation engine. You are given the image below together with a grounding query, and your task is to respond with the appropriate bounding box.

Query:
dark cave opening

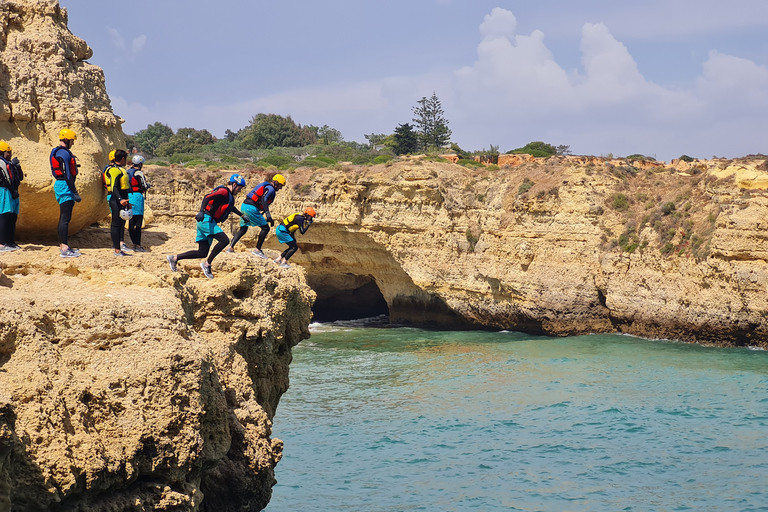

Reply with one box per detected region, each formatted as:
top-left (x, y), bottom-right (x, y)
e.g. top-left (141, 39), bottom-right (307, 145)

top-left (310, 278), bottom-right (389, 322)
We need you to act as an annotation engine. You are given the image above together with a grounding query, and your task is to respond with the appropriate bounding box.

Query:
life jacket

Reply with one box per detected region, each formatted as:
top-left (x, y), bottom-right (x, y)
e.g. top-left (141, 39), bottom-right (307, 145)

top-left (50, 147), bottom-right (78, 180)
top-left (203, 186), bottom-right (235, 222)
top-left (282, 212), bottom-right (305, 233)
top-left (103, 165), bottom-right (130, 192)
top-left (127, 167), bottom-right (145, 192)
top-left (246, 181), bottom-right (274, 210)
top-left (0, 157), bottom-right (12, 187)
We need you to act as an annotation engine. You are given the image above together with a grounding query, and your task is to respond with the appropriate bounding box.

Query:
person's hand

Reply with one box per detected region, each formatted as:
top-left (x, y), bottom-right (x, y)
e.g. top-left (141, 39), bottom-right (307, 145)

top-left (120, 199), bottom-right (129, 207)
top-left (73, 193), bottom-right (82, 203)
top-left (195, 212), bottom-right (205, 222)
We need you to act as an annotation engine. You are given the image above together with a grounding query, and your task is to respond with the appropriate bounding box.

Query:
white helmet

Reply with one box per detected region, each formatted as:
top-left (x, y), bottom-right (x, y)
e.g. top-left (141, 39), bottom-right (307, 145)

top-left (119, 208), bottom-right (134, 220)
top-left (132, 155), bottom-right (145, 165)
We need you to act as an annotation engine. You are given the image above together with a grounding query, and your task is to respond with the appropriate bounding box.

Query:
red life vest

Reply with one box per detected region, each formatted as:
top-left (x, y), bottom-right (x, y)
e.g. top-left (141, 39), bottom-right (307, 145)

top-left (203, 186), bottom-right (235, 222)
top-left (50, 147), bottom-right (78, 180)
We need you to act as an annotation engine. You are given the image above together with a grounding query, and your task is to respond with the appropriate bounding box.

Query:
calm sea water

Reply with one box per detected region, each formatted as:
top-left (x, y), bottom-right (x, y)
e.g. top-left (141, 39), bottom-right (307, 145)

top-left (265, 318), bottom-right (768, 512)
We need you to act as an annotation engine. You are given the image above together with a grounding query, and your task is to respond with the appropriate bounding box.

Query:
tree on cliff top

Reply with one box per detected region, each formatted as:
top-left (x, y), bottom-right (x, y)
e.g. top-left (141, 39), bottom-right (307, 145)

top-left (391, 123), bottom-right (419, 155)
top-left (155, 127), bottom-right (215, 157)
top-left (237, 113), bottom-right (317, 149)
top-left (412, 93), bottom-right (451, 151)
top-left (133, 122), bottom-right (173, 157)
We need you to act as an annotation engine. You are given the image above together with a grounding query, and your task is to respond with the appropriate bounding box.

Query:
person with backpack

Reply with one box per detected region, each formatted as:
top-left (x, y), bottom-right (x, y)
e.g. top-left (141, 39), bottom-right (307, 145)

top-left (0, 140), bottom-right (23, 252)
top-left (273, 207), bottom-right (316, 268)
top-left (102, 149), bottom-right (132, 256)
top-left (226, 173), bottom-right (285, 258)
top-left (50, 128), bottom-right (82, 258)
top-left (126, 155), bottom-right (150, 252)
top-left (167, 174), bottom-right (246, 279)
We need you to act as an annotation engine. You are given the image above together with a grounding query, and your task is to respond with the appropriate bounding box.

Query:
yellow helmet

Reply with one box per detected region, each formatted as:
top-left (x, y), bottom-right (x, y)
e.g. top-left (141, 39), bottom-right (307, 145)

top-left (109, 150), bottom-right (116, 161)
top-left (59, 128), bottom-right (77, 140)
top-left (0, 141), bottom-right (11, 152)
top-left (273, 173), bottom-right (286, 186)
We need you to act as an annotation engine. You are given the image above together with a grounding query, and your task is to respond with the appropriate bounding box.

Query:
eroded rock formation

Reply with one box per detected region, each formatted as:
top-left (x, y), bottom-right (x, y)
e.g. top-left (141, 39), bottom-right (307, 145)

top-left (0, 234), bottom-right (314, 511)
top-left (193, 156), bottom-right (768, 348)
top-left (0, 0), bottom-right (123, 236)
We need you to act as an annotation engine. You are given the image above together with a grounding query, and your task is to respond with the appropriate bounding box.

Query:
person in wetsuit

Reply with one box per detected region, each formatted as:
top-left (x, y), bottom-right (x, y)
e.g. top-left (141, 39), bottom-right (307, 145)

top-left (126, 155), bottom-right (150, 252)
top-left (167, 174), bottom-right (246, 279)
top-left (0, 140), bottom-right (23, 251)
top-left (273, 207), bottom-right (316, 268)
top-left (227, 173), bottom-right (285, 258)
top-left (50, 129), bottom-right (82, 258)
top-left (103, 149), bottom-right (132, 256)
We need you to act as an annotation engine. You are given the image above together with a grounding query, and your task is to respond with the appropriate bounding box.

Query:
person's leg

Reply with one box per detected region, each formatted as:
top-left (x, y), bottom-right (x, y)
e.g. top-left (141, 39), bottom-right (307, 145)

top-left (58, 200), bottom-right (74, 250)
top-left (129, 215), bottom-right (143, 246)
top-left (256, 225), bottom-right (270, 250)
top-left (207, 232), bottom-right (229, 265)
top-left (229, 225), bottom-right (248, 249)
top-left (173, 240), bottom-right (211, 266)
top-left (109, 197), bottom-right (124, 251)
top-left (0, 212), bottom-right (9, 246)
top-left (282, 240), bottom-right (299, 261)
top-left (8, 213), bottom-right (17, 246)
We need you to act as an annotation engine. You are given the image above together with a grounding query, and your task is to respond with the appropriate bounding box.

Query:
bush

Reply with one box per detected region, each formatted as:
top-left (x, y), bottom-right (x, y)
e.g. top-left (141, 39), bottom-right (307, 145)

top-left (457, 159), bottom-right (484, 168)
top-left (258, 155), bottom-right (294, 168)
top-left (518, 178), bottom-right (534, 195)
top-left (507, 141), bottom-right (557, 157)
top-left (373, 154), bottom-right (394, 164)
top-left (679, 155), bottom-right (695, 162)
top-left (661, 202), bottom-right (676, 215)
top-left (611, 193), bottom-right (630, 210)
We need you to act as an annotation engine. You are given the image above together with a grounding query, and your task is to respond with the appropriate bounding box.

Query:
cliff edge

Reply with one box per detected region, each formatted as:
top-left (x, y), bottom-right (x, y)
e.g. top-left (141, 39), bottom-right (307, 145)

top-left (0, 223), bottom-right (314, 511)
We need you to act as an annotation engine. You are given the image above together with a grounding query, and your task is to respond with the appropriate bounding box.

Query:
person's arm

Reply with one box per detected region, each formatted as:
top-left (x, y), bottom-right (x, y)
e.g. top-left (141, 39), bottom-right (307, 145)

top-left (11, 158), bottom-right (22, 182)
top-left (298, 215), bottom-right (313, 235)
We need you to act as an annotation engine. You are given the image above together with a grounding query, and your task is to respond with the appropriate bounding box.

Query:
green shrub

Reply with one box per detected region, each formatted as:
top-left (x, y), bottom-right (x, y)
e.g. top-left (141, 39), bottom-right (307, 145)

top-left (466, 229), bottom-right (479, 252)
top-left (679, 155), bottom-right (694, 162)
top-left (661, 202), bottom-right (676, 215)
top-left (373, 154), bottom-right (394, 164)
top-left (457, 159), bottom-right (484, 168)
top-left (611, 193), bottom-right (630, 210)
top-left (258, 155), bottom-right (294, 168)
top-left (518, 178), bottom-right (534, 195)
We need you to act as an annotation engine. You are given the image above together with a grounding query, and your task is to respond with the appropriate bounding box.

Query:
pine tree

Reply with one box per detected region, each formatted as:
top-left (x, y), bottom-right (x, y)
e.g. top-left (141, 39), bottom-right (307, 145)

top-left (391, 123), bottom-right (419, 155)
top-left (411, 92), bottom-right (451, 151)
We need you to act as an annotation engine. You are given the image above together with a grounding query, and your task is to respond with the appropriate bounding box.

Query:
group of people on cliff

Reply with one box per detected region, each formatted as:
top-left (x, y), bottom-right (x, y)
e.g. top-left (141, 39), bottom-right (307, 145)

top-left (0, 129), bottom-right (317, 279)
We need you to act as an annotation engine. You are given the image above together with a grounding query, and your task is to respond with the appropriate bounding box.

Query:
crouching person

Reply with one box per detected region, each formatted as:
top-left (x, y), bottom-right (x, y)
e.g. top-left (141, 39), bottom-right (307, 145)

top-left (273, 207), bottom-right (316, 268)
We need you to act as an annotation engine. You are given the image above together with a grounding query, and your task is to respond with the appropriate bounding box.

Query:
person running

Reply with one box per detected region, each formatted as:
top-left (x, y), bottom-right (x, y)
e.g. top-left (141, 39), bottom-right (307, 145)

top-left (167, 174), bottom-right (246, 279)
top-left (126, 155), bottom-right (150, 252)
top-left (50, 128), bottom-right (81, 258)
top-left (103, 149), bottom-right (132, 256)
top-left (273, 207), bottom-right (316, 268)
top-left (227, 173), bottom-right (285, 258)
top-left (0, 140), bottom-right (23, 251)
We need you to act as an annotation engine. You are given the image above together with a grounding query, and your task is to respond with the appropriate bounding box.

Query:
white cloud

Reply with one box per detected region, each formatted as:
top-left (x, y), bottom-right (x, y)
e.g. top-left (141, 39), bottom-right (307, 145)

top-left (131, 35), bottom-right (147, 54)
top-left (116, 7), bottom-right (768, 160)
top-left (107, 27), bottom-right (125, 50)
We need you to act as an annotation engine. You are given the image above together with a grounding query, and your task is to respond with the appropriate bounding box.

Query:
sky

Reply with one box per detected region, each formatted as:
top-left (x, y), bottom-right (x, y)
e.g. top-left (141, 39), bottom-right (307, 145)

top-left (61, 0), bottom-right (768, 161)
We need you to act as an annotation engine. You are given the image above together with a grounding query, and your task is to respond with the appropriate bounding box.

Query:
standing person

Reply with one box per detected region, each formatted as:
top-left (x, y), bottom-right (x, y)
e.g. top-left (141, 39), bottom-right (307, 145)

top-left (0, 140), bottom-right (23, 251)
top-left (103, 149), bottom-right (132, 256)
top-left (273, 207), bottom-right (316, 268)
top-left (167, 174), bottom-right (246, 279)
top-left (126, 155), bottom-right (150, 252)
top-left (227, 174), bottom-right (286, 258)
top-left (50, 128), bottom-right (81, 258)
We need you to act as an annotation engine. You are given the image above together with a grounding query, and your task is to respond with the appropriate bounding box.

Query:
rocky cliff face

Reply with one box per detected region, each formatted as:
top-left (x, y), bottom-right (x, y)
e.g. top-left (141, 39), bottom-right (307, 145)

top-left (198, 155), bottom-right (767, 348)
top-left (0, 0), bottom-right (123, 236)
top-left (0, 230), bottom-right (314, 511)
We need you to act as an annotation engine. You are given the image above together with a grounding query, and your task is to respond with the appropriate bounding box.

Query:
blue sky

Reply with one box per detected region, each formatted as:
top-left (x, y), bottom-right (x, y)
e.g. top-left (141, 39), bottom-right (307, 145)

top-left (62, 0), bottom-right (768, 161)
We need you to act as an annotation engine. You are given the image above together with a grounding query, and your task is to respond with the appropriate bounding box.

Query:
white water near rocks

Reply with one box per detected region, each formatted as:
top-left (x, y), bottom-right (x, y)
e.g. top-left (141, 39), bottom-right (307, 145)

top-left (266, 318), bottom-right (768, 511)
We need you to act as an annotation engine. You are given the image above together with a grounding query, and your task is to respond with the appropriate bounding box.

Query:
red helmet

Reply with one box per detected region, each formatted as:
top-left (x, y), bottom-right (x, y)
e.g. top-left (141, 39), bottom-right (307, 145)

top-left (303, 207), bottom-right (316, 218)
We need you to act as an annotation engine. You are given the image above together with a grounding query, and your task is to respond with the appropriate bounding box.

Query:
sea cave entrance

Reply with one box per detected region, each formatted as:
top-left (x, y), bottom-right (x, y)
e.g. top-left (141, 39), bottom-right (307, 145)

top-left (307, 273), bottom-right (389, 322)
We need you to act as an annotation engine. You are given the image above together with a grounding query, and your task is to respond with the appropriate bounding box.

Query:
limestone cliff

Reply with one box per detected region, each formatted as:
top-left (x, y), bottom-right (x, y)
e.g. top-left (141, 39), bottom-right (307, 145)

top-left (163, 156), bottom-right (768, 348)
top-left (0, 226), bottom-right (314, 511)
top-left (0, 0), bottom-right (123, 236)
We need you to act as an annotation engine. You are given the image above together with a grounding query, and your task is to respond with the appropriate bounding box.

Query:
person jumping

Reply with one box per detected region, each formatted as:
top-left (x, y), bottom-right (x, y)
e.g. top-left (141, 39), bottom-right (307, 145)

top-left (227, 173), bottom-right (285, 258)
top-left (167, 174), bottom-right (246, 279)
top-left (273, 207), bottom-right (316, 268)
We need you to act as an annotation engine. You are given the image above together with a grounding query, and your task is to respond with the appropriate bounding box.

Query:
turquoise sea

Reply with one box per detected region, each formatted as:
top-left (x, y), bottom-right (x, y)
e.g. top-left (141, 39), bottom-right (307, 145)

top-left (265, 317), bottom-right (768, 512)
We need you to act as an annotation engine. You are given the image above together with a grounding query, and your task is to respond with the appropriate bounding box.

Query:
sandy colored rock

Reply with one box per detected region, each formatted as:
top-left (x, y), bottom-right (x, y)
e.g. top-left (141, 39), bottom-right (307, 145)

top-left (173, 155), bottom-right (768, 349)
top-left (0, 0), bottom-right (124, 237)
top-left (0, 221), bottom-right (314, 511)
